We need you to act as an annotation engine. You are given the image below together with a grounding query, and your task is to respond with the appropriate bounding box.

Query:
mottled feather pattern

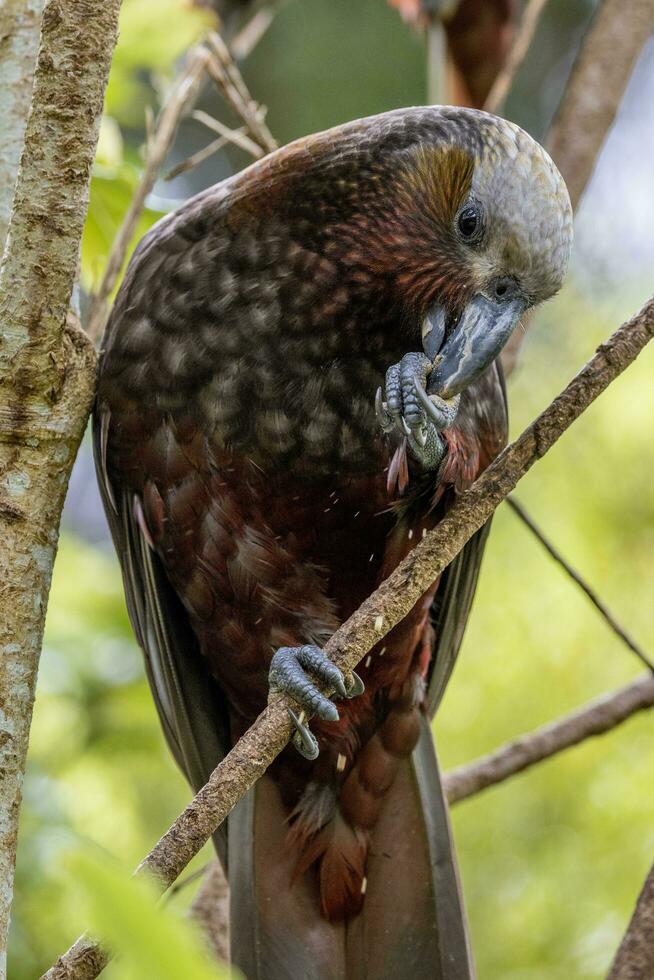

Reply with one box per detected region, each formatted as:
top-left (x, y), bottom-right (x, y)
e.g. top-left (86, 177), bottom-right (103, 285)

top-left (96, 107), bottom-right (565, 939)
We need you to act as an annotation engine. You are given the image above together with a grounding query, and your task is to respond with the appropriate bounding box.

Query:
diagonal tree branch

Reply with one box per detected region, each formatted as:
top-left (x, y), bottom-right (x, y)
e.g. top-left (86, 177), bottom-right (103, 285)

top-left (188, 861), bottom-right (230, 964)
top-left (506, 497), bottom-right (654, 673)
top-left (204, 31), bottom-right (277, 152)
top-left (0, 0), bottom-right (121, 974)
top-left (501, 0), bottom-right (654, 374)
top-left (42, 294), bottom-right (654, 980)
top-left (607, 858), bottom-right (654, 979)
top-left (484, 0), bottom-right (548, 115)
top-left (547, 0), bottom-right (654, 214)
top-left (172, 662), bottom-right (654, 970)
top-left (443, 673), bottom-right (654, 805)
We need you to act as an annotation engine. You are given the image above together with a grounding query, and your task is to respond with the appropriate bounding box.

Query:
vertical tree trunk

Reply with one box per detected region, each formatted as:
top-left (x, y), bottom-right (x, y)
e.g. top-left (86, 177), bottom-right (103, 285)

top-left (0, 0), bottom-right (46, 245)
top-left (0, 1), bottom-right (122, 973)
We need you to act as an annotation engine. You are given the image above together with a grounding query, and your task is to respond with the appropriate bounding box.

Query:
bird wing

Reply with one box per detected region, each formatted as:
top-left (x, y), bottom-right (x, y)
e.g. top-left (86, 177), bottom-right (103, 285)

top-left (92, 411), bottom-right (230, 862)
top-left (426, 359), bottom-right (508, 715)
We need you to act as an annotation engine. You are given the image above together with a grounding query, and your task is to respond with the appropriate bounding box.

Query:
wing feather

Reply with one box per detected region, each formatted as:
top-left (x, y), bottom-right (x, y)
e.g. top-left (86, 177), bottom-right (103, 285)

top-left (92, 412), bottom-right (230, 861)
top-left (427, 360), bottom-right (508, 715)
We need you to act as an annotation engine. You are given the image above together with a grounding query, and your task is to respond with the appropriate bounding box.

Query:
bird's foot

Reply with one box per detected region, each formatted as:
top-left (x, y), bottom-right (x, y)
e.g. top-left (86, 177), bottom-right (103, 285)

top-left (269, 645), bottom-right (364, 760)
top-left (376, 352), bottom-right (460, 470)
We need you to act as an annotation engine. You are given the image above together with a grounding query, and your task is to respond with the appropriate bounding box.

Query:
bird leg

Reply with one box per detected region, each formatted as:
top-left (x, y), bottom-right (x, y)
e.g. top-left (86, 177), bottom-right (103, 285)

top-left (269, 645), bottom-right (364, 759)
top-left (375, 352), bottom-right (460, 469)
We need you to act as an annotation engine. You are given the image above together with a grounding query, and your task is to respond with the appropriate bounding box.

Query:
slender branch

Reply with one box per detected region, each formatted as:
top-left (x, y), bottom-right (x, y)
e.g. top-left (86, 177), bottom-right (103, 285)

top-left (192, 109), bottom-right (264, 158)
top-left (85, 47), bottom-right (210, 342)
top-left (164, 863), bottom-right (210, 901)
top-left (205, 32), bottom-right (277, 153)
top-left (507, 497), bottom-right (654, 673)
top-left (231, 6), bottom-right (277, 60)
top-left (444, 674), bottom-right (654, 805)
top-left (164, 132), bottom-right (238, 182)
top-left (501, 0), bottom-right (654, 374)
top-left (42, 294), bottom-right (654, 980)
top-left (547, 0), bottom-right (654, 213)
top-left (189, 862), bottom-right (230, 964)
top-left (607, 859), bottom-right (654, 979)
top-left (0, 0), bottom-right (120, 973)
top-left (484, 0), bottom-right (548, 115)
top-left (426, 18), bottom-right (448, 105)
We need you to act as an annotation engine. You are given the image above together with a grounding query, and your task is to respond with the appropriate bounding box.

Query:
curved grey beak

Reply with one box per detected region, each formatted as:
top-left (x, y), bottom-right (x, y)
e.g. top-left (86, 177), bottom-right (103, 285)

top-left (422, 293), bottom-right (527, 399)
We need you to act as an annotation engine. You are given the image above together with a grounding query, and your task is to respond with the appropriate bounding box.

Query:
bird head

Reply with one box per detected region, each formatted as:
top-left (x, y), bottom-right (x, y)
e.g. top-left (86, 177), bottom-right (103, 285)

top-left (383, 109), bottom-right (573, 397)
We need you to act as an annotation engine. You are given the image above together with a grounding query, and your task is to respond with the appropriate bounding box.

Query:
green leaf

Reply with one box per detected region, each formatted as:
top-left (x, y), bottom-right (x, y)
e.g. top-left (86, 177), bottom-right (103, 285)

top-left (82, 168), bottom-right (165, 294)
top-left (67, 848), bottom-right (232, 980)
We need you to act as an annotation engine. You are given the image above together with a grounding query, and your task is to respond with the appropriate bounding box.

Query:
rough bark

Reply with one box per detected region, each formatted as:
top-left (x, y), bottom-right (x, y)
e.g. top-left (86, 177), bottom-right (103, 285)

top-left (502, 0), bottom-right (654, 373)
top-left (42, 293), bottom-right (654, 980)
top-left (0, 0), bottom-right (46, 246)
top-left (444, 674), bottom-right (654, 804)
top-left (189, 862), bottom-right (230, 963)
top-left (547, 0), bottom-right (654, 213)
top-left (608, 862), bottom-right (654, 979)
top-left (0, 0), bottom-right (121, 972)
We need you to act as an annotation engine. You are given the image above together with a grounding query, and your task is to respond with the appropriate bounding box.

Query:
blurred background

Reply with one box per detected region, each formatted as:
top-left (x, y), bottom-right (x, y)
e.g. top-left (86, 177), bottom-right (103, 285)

top-left (10, 1), bottom-right (654, 977)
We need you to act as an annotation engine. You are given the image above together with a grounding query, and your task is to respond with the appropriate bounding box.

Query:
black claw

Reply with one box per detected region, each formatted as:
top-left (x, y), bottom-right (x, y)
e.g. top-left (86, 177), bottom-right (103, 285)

top-left (288, 708), bottom-right (320, 760)
top-left (345, 671), bottom-right (365, 698)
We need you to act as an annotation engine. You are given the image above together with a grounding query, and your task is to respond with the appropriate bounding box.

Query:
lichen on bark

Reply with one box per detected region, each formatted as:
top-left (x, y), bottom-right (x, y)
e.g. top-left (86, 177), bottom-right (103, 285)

top-left (0, 1), bottom-right (122, 973)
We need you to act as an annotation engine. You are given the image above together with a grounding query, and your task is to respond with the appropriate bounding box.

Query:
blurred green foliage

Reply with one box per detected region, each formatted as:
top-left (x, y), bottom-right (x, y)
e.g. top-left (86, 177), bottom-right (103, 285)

top-left (9, 0), bottom-right (654, 978)
top-left (67, 849), bottom-right (232, 980)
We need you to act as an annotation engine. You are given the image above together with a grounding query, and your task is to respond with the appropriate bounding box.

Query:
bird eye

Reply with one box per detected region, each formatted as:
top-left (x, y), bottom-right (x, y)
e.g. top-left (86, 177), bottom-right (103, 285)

top-left (457, 205), bottom-right (482, 242)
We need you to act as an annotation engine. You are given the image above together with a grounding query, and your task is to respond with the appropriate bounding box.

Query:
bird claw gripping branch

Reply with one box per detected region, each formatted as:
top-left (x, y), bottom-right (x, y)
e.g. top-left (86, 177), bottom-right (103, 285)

top-left (269, 645), bottom-right (365, 759)
top-left (376, 351), bottom-right (460, 469)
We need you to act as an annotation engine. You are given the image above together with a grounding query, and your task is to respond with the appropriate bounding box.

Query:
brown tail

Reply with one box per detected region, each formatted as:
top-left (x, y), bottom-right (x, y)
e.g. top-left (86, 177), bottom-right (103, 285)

top-left (228, 716), bottom-right (474, 979)
top-left (294, 676), bottom-right (424, 921)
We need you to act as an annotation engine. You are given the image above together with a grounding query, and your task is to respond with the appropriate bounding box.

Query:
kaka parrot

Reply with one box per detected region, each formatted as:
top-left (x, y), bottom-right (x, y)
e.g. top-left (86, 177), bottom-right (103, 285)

top-left (94, 107), bottom-right (572, 979)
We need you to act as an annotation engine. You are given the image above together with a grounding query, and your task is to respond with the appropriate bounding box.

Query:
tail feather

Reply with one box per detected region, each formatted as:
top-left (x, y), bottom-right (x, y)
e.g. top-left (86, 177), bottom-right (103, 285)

top-left (228, 718), bottom-right (474, 979)
top-left (299, 811), bottom-right (368, 920)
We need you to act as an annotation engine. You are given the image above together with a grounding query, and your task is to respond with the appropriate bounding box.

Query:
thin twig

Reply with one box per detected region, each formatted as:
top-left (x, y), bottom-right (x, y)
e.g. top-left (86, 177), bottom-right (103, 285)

top-left (502, 0), bottom-right (654, 375)
top-left (485, 0), bottom-right (549, 114)
top-left (507, 497), bottom-right (654, 673)
top-left (41, 295), bottom-right (654, 980)
top-left (85, 47), bottom-right (210, 343)
top-left (444, 674), bottom-right (654, 804)
top-left (192, 110), bottom-right (265, 158)
top-left (165, 133), bottom-right (234, 182)
top-left (231, 6), bottom-right (276, 60)
top-left (205, 32), bottom-right (277, 153)
top-left (547, 0), bottom-right (654, 213)
top-left (163, 862), bottom-right (210, 901)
